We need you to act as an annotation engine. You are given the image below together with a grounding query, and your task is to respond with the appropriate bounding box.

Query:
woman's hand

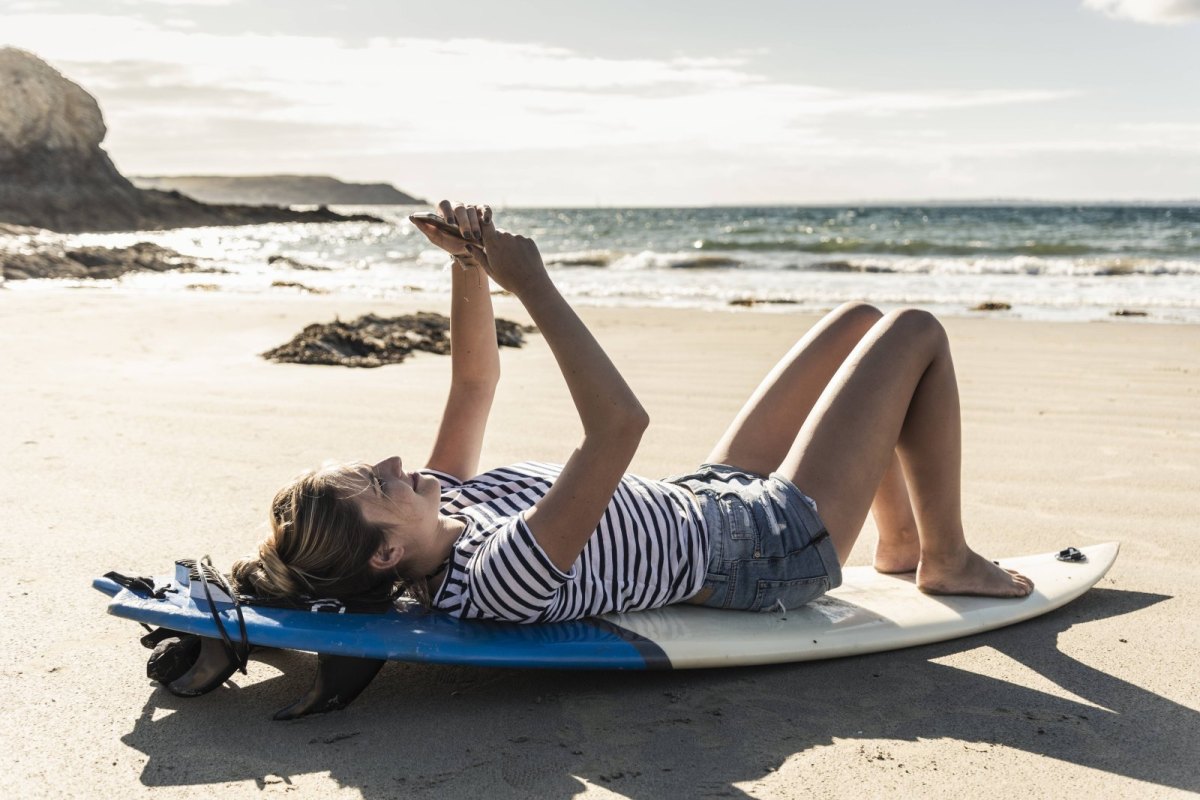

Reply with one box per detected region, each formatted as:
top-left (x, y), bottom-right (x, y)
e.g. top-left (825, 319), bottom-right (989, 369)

top-left (410, 200), bottom-right (490, 270)
top-left (478, 212), bottom-right (552, 299)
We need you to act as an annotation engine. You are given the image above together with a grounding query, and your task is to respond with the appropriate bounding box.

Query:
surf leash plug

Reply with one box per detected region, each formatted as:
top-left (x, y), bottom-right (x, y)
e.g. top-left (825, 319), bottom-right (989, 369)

top-left (1056, 546), bottom-right (1087, 563)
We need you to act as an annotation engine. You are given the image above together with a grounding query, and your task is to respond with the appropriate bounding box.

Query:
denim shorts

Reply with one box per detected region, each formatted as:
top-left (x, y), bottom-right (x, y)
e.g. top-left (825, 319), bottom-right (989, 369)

top-left (667, 463), bottom-right (842, 612)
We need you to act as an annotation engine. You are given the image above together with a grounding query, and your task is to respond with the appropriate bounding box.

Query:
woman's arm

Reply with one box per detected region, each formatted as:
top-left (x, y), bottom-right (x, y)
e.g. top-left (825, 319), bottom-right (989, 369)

top-left (476, 216), bottom-right (649, 572)
top-left (420, 202), bottom-right (500, 480)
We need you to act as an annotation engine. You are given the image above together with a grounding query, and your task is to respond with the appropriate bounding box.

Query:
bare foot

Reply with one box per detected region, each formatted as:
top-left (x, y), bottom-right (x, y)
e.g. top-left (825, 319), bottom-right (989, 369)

top-left (874, 530), bottom-right (920, 574)
top-left (916, 548), bottom-right (1034, 598)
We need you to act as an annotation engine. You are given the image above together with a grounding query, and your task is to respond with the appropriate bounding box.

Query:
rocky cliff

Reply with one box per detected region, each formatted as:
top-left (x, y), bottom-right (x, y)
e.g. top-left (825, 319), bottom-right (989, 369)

top-left (0, 48), bottom-right (381, 232)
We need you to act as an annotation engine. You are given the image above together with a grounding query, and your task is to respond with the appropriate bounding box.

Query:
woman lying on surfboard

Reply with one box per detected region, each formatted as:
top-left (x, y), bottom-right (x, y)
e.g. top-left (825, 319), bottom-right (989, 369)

top-left (232, 201), bottom-right (1032, 622)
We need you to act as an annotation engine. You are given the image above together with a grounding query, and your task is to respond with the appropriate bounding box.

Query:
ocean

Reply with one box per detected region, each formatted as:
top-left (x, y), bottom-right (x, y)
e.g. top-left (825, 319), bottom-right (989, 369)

top-left (37, 204), bottom-right (1200, 323)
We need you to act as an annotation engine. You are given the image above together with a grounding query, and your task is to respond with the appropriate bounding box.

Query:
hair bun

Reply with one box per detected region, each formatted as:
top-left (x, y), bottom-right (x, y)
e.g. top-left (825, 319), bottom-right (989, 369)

top-left (231, 544), bottom-right (306, 599)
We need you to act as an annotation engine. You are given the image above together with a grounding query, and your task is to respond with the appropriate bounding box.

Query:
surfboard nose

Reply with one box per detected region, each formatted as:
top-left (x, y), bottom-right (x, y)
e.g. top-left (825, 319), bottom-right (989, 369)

top-left (92, 575), bottom-right (123, 597)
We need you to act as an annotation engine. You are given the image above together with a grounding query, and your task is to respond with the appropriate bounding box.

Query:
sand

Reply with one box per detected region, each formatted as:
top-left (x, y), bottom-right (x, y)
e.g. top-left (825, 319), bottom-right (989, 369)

top-left (2, 286), bottom-right (1197, 799)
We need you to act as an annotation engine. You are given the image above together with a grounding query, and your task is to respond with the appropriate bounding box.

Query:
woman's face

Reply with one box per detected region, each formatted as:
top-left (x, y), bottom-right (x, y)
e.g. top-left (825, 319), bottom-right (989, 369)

top-left (345, 456), bottom-right (441, 543)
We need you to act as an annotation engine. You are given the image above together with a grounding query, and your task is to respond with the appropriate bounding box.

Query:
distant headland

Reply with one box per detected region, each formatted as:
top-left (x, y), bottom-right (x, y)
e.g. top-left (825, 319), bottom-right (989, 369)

top-left (131, 175), bottom-right (424, 207)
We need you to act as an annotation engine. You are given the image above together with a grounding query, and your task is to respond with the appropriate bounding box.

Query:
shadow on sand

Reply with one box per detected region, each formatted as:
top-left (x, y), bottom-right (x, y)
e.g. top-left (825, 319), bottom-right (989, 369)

top-left (120, 588), bottom-right (1193, 798)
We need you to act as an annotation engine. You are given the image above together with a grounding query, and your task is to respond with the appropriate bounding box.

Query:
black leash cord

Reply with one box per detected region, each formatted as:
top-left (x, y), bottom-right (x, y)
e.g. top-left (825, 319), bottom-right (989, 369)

top-left (196, 557), bottom-right (249, 675)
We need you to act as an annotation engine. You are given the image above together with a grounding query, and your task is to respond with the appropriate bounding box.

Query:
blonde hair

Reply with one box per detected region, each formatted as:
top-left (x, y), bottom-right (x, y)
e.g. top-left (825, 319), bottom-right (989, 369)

top-left (232, 465), bottom-right (425, 605)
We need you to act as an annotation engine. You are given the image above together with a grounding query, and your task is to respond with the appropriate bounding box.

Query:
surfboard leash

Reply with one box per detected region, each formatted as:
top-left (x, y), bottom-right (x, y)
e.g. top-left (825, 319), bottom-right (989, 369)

top-left (194, 556), bottom-right (250, 675)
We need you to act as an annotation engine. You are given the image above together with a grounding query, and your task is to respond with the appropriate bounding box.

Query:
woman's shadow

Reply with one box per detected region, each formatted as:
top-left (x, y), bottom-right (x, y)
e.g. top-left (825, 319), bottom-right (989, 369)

top-left (121, 587), bottom-right (1193, 798)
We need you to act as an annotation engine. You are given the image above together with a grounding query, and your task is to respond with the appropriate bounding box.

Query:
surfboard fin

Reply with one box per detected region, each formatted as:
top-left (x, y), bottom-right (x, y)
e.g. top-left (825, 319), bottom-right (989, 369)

top-left (146, 632), bottom-right (202, 685)
top-left (272, 654), bottom-right (386, 721)
top-left (140, 625), bottom-right (187, 650)
top-left (164, 635), bottom-right (242, 697)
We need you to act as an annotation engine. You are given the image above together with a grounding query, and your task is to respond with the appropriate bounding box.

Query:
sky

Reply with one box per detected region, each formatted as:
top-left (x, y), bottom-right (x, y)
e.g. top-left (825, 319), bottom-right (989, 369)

top-left (3, 0), bottom-right (1200, 205)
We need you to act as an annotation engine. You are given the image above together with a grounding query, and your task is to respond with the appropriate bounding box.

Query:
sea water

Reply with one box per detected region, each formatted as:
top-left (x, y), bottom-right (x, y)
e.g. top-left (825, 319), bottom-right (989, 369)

top-left (28, 204), bottom-right (1200, 323)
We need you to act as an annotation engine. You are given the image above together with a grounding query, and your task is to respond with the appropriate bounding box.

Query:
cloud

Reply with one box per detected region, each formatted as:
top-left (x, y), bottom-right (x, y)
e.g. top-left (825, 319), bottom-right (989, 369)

top-left (2, 10), bottom-right (1116, 202)
top-left (3, 1), bottom-right (62, 10)
top-left (119, 0), bottom-right (241, 5)
top-left (1082, 0), bottom-right (1200, 24)
top-left (4, 12), bottom-right (1072, 160)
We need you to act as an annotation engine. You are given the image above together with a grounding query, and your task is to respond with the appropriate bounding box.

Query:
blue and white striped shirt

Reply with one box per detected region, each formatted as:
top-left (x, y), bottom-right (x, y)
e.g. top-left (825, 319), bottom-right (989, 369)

top-left (423, 462), bottom-right (707, 623)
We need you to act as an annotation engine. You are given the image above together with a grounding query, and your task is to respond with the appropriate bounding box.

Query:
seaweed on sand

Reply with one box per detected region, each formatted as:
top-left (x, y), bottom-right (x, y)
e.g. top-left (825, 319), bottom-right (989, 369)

top-left (262, 312), bottom-right (535, 368)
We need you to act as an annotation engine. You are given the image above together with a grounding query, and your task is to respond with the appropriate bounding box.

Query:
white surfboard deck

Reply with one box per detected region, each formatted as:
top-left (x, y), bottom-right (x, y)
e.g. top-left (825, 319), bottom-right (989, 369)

top-left (597, 542), bottom-right (1119, 668)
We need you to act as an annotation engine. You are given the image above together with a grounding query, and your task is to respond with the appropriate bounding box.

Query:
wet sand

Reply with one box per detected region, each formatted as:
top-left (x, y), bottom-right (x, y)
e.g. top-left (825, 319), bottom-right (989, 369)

top-left (2, 287), bottom-right (1197, 798)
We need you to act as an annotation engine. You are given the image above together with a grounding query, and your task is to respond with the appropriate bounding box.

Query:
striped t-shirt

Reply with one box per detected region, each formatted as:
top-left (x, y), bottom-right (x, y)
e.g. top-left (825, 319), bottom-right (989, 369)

top-left (422, 461), bottom-right (708, 623)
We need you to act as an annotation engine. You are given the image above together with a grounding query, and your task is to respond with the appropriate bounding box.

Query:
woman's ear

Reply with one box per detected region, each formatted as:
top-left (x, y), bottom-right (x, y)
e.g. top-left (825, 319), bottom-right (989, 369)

top-left (369, 542), bottom-right (404, 571)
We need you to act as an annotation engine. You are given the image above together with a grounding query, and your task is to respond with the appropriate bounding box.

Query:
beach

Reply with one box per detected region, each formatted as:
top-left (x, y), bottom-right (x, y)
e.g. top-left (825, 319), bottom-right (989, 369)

top-left (3, 286), bottom-right (1198, 799)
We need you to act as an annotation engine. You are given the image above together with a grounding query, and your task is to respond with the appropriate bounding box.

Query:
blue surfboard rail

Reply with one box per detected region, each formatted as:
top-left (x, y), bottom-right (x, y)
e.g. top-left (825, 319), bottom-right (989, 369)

top-left (94, 575), bottom-right (669, 670)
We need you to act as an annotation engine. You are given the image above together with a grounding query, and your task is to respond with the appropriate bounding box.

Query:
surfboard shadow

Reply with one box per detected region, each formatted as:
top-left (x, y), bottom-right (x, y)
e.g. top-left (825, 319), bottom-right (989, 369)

top-left (119, 587), bottom-right (1190, 798)
top-left (836, 587), bottom-right (1195, 790)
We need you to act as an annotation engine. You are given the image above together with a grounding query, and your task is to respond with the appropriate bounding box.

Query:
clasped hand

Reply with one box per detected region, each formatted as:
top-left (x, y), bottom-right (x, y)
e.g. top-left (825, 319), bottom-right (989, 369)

top-left (410, 199), bottom-right (550, 298)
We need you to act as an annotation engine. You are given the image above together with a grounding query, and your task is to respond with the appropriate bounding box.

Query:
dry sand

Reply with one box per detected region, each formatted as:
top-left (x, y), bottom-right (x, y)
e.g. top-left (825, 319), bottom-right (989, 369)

top-left (2, 286), bottom-right (1197, 799)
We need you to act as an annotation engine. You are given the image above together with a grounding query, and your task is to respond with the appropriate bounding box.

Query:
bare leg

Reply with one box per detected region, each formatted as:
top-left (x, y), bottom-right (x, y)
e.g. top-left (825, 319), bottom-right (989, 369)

top-left (781, 309), bottom-right (1031, 598)
top-left (707, 302), bottom-right (922, 569)
top-left (706, 304), bottom-right (920, 555)
top-left (871, 453), bottom-right (920, 573)
top-left (707, 302), bottom-right (881, 474)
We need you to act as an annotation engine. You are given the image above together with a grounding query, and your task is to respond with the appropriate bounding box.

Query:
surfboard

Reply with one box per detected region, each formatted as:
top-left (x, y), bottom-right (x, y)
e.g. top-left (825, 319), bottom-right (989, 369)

top-left (95, 542), bottom-right (1118, 671)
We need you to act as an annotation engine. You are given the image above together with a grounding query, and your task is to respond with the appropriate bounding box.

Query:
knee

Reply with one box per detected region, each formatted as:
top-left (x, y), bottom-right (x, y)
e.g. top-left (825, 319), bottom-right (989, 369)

top-left (829, 301), bottom-right (884, 336)
top-left (883, 308), bottom-right (948, 350)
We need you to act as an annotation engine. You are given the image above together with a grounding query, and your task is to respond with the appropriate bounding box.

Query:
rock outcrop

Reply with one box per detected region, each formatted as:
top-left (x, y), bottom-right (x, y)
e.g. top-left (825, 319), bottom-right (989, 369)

top-left (0, 48), bottom-right (382, 232)
top-left (0, 240), bottom-right (207, 281)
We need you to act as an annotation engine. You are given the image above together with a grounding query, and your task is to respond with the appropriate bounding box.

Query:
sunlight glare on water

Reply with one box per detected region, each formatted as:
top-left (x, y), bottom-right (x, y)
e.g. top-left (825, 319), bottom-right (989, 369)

top-left (29, 204), bottom-right (1200, 323)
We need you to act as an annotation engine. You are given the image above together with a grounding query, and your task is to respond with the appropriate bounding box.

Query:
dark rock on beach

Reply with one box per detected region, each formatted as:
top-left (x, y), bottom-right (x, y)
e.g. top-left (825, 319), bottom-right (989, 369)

top-left (270, 280), bottom-right (327, 294)
top-left (0, 241), bottom-right (206, 280)
top-left (262, 312), bottom-right (536, 368)
top-left (729, 297), bottom-right (799, 308)
top-left (494, 319), bottom-right (531, 348)
top-left (1111, 309), bottom-right (1149, 317)
top-left (268, 255), bottom-right (331, 271)
top-left (971, 301), bottom-right (1013, 312)
top-left (0, 48), bottom-right (383, 233)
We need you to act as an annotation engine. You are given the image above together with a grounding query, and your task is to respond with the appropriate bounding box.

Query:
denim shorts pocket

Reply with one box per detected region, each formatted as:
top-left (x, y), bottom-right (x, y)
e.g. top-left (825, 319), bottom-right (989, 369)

top-left (719, 496), bottom-right (756, 543)
top-left (753, 576), bottom-right (830, 612)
